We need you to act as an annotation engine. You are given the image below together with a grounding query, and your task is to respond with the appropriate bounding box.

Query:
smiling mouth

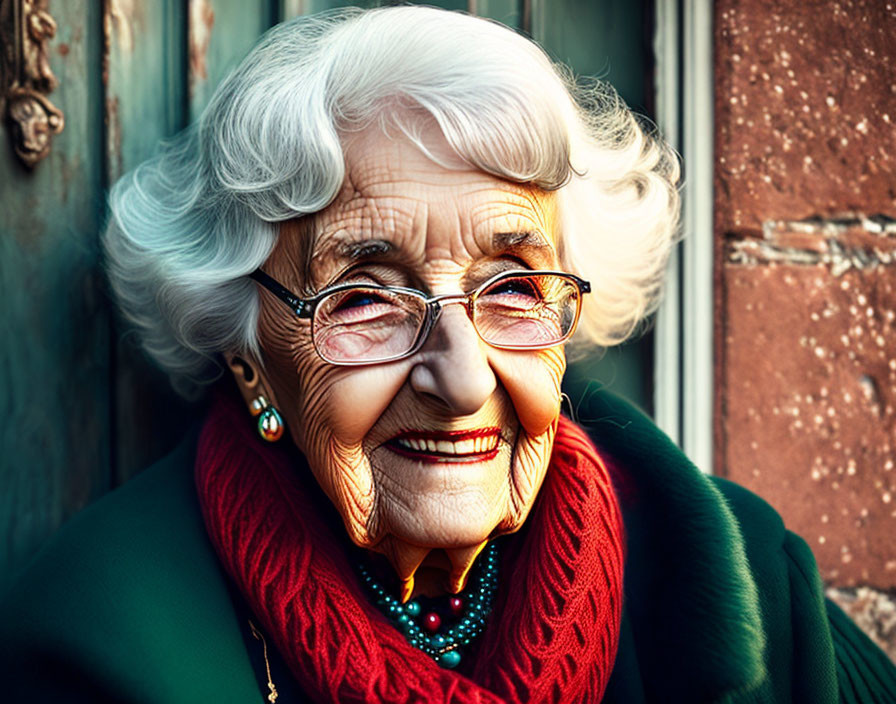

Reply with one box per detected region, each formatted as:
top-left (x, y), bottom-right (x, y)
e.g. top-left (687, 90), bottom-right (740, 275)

top-left (387, 428), bottom-right (501, 463)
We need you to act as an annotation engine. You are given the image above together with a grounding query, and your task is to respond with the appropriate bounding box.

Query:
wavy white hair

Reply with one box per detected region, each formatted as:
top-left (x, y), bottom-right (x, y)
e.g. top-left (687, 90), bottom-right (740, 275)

top-left (104, 5), bottom-right (680, 397)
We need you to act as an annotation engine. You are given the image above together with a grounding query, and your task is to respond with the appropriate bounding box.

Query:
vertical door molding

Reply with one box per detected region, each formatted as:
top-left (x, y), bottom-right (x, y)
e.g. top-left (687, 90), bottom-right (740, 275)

top-left (653, 0), bottom-right (715, 472)
top-left (653, 0), bottom-right (682, 448)
top-left (680, 0), bottom-right (714, 473)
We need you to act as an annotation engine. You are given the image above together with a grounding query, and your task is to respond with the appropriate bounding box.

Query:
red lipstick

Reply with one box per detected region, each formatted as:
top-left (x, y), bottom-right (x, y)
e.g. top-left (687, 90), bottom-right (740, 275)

top-left (387, 427), bottom-right (501, 463)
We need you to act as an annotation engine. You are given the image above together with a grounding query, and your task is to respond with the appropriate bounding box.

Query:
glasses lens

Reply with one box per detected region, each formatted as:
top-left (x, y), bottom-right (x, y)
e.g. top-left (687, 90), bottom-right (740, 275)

top-left (474, 274), bottom-right (580, 347)
top-left (313, 286), bottom-right (427, 363)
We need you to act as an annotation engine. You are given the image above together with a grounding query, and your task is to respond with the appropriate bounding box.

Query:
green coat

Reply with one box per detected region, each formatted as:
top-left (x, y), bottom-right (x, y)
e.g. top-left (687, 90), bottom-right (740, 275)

top-left (2, 391), bottom-right (894, 702)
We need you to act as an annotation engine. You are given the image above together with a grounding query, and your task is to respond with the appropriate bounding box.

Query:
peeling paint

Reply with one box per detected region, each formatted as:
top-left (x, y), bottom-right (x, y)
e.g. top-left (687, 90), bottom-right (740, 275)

top-left (107, 0), bottom-right (136, 53)
top-left (189, 0), bottom-right (215, 90)
top-left (105, 95), bottom-right (122, 182)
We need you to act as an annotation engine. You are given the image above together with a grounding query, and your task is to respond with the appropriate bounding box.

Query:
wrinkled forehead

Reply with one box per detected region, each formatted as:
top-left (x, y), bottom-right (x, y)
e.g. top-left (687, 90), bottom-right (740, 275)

top-left (270, 124), bottom-right (560, 289)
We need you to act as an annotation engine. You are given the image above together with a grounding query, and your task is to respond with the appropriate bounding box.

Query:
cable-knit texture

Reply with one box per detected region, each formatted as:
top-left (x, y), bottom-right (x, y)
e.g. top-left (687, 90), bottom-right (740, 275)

top-left (195, 395), bottom-right (624, 703)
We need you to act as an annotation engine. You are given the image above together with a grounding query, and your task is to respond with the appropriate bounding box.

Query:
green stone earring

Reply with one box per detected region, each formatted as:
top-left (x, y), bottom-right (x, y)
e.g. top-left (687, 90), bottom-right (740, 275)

top-left (250, 396), bottom-right (284, 442)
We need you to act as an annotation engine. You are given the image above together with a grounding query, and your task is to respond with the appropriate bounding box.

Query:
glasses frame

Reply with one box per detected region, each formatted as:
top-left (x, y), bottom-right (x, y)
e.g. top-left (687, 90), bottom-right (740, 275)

top-left (249, 268), bottom-right (591, 366)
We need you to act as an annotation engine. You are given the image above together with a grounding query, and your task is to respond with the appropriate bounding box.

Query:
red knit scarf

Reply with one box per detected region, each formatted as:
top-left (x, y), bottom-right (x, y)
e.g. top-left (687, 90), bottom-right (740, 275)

top-left (195, 395), bottom-right (625, 703)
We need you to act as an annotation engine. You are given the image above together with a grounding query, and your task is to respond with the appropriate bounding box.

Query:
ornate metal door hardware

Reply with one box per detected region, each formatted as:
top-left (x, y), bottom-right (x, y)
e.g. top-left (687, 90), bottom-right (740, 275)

top-left (1, 0), bottom-right (64, 168)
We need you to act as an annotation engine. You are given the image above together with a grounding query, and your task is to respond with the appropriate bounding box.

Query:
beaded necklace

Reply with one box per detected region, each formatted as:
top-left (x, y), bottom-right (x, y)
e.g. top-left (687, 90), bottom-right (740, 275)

top-left (358, 542), bottom-right (499, 669)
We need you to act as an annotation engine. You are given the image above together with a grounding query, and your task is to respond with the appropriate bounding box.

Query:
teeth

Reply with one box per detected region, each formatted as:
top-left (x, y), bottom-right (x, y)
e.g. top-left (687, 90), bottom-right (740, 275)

top-left (395, 434), bottom-right (499, 456)
top-left (455, 439), bottom-right (474, 454)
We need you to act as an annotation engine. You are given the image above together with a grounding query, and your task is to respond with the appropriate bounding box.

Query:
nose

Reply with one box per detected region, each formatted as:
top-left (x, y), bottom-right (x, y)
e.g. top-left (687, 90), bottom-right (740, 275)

top-left (409, 304), bottom-right (497, 415)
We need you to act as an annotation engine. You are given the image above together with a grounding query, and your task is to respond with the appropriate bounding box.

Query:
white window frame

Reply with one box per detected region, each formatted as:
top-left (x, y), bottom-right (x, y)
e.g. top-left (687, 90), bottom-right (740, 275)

top-left (654, 0), bottom-right (714, 473)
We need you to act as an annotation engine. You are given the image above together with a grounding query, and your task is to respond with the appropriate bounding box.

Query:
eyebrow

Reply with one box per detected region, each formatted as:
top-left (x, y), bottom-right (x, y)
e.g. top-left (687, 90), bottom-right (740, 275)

top-left (491, 230), bottom-right (556, 266)
top-left (307, 234), bottom-right (400, 285)
top-left (313, 235), bottom-right (399, 264)
top-left (340, 238), bottom-right (396, 260)
top-left (492, 230), bottom-right (552, 250)
top-left (311, 229), bottom-right (555, 284)
top-left (342, 232), bottom-right (552, 257)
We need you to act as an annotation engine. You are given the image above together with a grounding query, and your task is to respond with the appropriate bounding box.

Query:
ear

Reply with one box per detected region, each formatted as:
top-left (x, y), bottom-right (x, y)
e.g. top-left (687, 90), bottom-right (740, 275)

top-left (225, 353), bottom-right (279, 412)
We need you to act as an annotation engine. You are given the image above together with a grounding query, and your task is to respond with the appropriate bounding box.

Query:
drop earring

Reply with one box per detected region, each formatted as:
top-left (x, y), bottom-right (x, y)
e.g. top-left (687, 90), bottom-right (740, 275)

top-left (249, 396), bottom-right (284, 442)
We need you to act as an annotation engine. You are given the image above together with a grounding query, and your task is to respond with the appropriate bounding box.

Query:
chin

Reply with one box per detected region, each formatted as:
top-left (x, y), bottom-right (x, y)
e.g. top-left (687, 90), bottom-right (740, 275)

top-left (400, 509), bottom-right (504, 549)
top-left (366, 442), bottom-right (515, 548)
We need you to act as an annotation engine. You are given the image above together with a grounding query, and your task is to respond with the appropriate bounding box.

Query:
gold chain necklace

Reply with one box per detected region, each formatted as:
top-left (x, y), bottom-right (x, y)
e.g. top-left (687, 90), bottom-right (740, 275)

top-left (249, 620), bottom-right (279, 703)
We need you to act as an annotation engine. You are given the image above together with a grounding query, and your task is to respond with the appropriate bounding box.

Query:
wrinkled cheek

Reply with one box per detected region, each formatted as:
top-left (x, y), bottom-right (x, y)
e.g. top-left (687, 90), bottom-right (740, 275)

top-left (322, 437), bottom-right (377, 546)
top-left (255, 301), bottom-right (385, 546)
top-left (314, 366), bottom-right (410, 444)
top-left (492, 348), bottom-right (565, 435)
top-left (491, 348), bottom-right (565, 533)
top-left (299, 402), bottom-right (378, 547)
top-left (499, 422), bottom-right (557, 533)
top-left (297, 365), bottom-right (412, 547)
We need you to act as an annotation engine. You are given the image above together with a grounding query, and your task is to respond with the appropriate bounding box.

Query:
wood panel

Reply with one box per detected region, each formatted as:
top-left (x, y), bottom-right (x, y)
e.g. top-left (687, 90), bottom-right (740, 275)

top-left (530, 0), bottom-right (654, 415)
top-left (105, 0), bottom-right (187, 181)
top-left (532, 0), bottom-right (650, 110)
top-left (280, 0), bottom-right (379, 20)
top-left (470, 0), bottom-right (521, 27)
top-left (188, 0), bottom-right (278, 120)
top-left (0, 0), bottom-right (107, 590)
top-left (105, 0), bottom-right (195, 485)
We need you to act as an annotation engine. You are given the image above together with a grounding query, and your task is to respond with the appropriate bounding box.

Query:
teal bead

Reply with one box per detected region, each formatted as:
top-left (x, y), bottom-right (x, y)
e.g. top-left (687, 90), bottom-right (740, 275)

top-left (360, 541), bottom-right (500, 664)
top-left (439, 650), bottom-right (462, 669)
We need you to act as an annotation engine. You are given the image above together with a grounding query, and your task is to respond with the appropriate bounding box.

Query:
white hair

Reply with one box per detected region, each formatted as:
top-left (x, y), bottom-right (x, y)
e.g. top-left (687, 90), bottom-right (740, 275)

top-left (104, 5), bottom-right (679, 397)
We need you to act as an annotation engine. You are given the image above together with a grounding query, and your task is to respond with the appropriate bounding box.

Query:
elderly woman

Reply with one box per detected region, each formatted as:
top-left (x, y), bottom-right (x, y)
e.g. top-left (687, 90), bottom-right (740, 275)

top-left (2, 6), bottom-right (895, 703)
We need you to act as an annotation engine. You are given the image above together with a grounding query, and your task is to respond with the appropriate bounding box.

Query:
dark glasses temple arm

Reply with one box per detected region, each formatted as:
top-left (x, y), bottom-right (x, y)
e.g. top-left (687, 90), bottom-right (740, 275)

top-left (249, 270), bottom-right (312, 318)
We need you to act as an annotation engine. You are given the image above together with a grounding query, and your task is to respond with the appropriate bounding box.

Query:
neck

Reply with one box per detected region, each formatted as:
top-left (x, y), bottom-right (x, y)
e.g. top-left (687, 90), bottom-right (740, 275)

top-left (365, 539), bottom-right (489, 602)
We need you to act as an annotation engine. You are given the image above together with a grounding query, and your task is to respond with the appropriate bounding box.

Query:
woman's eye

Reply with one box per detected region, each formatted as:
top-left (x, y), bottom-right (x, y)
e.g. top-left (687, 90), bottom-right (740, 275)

top-left (333, 291), bottom-right (384, 311)
top-left (320, 288), bottom-right (405, 326)
top-left (484, 278), bottom-right (539, 299)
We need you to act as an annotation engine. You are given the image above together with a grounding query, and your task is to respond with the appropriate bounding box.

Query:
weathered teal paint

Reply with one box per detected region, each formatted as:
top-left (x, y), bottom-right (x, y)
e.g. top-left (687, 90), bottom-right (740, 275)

top-left (105, 0), bottom-right (187, 182)
top-left (529, 0), bottom-right (654, 415)
top-left (105, 0), bottom-right (195, 485)
top-left (472, 0), bottom-right (521, 27)
top-left (188, 0), bottom-right (279, 120)
top-left (532, 0), bottom-right (649, 110)
top-left (280, 0), bottom-right (379, 19)
top-left (0, 0), bottom-right (108, 591)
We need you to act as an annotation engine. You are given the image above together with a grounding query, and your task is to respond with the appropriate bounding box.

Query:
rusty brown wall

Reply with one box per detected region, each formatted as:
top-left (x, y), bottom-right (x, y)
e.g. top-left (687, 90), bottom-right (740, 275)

top-left (714, 0), bottom-right (896, 656)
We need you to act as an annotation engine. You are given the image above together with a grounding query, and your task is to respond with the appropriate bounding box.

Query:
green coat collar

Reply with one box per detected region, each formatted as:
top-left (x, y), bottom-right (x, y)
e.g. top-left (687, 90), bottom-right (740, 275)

top-left (3, 390), bottom-right (873, 702)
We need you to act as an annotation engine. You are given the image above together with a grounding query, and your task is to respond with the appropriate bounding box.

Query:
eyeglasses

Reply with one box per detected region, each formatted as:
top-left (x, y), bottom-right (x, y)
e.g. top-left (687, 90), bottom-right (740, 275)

top-left (249, 268), bottom-right (591, 365)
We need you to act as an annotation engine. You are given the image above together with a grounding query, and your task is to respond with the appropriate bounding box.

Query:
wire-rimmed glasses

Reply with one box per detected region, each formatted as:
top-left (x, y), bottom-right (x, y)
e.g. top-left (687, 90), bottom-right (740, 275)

top-left (249, 269), bottom-right (591, 365)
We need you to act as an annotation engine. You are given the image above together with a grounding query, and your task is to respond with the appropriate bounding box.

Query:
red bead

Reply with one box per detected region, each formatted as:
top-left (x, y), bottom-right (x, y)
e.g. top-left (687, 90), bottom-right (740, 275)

top-left (448, 597), bottom-right (464, 615)
top-left (423, 612), bottom-right (441, 632)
